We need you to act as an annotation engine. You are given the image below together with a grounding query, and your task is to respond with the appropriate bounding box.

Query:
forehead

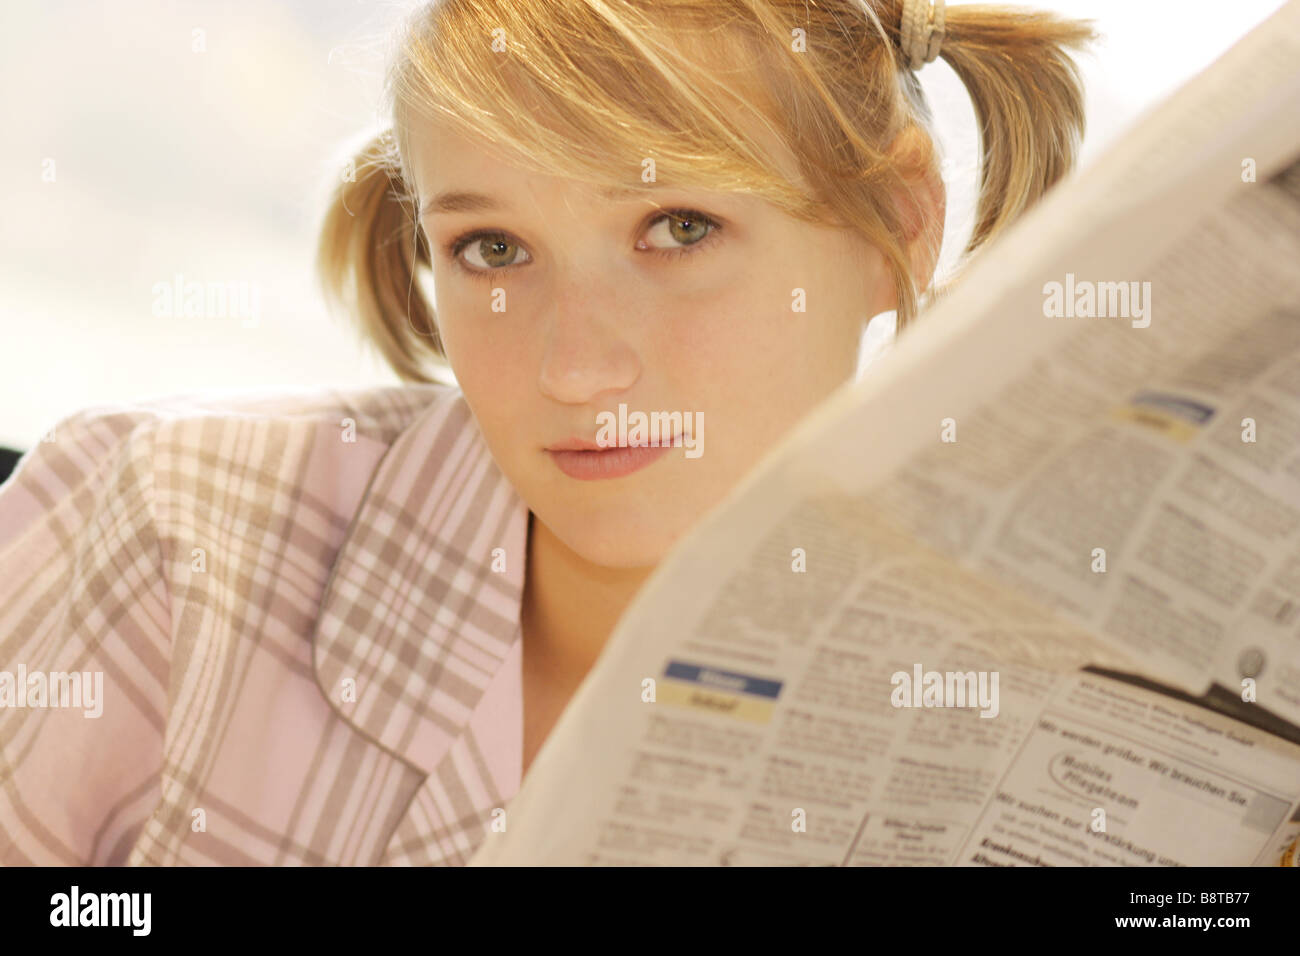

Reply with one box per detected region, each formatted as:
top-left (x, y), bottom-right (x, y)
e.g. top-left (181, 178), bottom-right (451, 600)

top-left (405, 118), bottom-right (771, 225)
top-left (405, 118), bottom-right (556, 189)
top-left (405, 120), bottom-right (647, 221)
top-left (405, 113), bottom-right (809, 222)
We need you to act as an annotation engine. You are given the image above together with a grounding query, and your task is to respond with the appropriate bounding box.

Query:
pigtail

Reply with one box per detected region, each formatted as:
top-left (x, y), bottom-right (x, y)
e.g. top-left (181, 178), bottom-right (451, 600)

top-left (315, 129), bottom-right (443, 384)
top-left (933, 5), bottom-right (1096, 255)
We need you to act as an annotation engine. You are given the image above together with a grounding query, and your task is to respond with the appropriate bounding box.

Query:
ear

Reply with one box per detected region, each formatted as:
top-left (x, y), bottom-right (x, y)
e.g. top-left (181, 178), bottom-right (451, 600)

top-left (885, 124), bottom-right (947, 302)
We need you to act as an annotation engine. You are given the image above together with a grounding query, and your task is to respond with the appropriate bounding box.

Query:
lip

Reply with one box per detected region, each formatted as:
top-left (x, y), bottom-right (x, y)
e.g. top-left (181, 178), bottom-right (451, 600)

top-left (545, 434), bottom-right (679, 481)
top-left (546, 437), bottom-right (607, 451)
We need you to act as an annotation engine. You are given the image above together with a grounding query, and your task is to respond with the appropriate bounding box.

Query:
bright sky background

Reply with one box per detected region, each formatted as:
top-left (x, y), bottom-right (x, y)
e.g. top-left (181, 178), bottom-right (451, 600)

top-left (0, 0), bottom-right (1289, 447)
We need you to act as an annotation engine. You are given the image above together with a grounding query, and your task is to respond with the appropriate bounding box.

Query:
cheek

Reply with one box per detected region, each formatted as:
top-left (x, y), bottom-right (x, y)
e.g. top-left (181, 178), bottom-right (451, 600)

top-left (434, 290), bottom-right (535, 443)
top-left (655, 254), bottom-right (859, 401)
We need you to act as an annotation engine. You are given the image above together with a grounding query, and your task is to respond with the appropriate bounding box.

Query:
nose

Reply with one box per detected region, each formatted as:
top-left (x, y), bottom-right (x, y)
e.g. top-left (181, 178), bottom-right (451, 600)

top-left (536, 272), bottom-right (641, 405)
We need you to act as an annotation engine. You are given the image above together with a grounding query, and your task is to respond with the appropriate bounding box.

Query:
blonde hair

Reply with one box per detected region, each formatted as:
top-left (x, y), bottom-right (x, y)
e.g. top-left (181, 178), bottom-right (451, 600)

top-left (316, 0), bottom-right (1095, 384)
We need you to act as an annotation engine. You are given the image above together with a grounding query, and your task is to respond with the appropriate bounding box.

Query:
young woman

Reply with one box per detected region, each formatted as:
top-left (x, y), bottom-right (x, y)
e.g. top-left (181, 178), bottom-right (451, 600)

top-left (0, 0), bottom-right (1092, 865)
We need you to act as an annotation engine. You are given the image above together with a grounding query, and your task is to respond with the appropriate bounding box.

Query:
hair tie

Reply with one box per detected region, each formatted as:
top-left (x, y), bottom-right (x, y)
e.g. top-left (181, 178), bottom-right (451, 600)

top-left (899, 0), bottom-right (946, 70)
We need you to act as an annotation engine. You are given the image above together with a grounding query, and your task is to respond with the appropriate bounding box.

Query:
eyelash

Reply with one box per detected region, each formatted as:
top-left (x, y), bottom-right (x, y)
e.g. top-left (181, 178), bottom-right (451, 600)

top-left (442, 208), bottom-right (724, 280)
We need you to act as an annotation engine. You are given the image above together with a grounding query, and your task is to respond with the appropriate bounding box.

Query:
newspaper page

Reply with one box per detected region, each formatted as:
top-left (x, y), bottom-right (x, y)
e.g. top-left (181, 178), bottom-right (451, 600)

top-left (868, 184), bottom-right (1300, 708)
top-left (475, 497), bottom-right (1300, 865)
top-left (470, 2), bottom-right (1300, 865)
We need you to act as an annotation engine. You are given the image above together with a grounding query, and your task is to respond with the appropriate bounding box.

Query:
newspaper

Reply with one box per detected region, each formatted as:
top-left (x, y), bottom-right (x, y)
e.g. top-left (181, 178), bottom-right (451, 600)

top-left (471, 1), bottom-right (1300, 866)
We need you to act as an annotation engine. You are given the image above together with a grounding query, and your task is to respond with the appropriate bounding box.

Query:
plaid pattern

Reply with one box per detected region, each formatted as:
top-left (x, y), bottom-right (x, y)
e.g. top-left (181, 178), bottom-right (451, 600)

top-left (0, 383), bottom-right (528, 865)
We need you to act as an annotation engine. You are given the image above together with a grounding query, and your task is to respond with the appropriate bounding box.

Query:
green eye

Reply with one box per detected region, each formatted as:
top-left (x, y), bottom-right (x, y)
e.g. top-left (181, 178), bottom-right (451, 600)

top-left (463, 236), bottom-right (529, 270)
top-left (647, 212), bottom-right (715, 248)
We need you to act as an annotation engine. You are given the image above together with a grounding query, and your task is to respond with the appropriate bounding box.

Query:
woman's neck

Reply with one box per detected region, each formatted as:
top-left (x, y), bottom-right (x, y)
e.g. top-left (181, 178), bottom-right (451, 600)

top-left (520, 511), bottom-right (655, 680)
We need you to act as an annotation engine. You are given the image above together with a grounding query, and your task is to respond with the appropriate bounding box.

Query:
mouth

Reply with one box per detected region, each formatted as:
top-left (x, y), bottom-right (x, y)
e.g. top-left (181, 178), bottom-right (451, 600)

top-left (545, 435), bottom-right (679, 481)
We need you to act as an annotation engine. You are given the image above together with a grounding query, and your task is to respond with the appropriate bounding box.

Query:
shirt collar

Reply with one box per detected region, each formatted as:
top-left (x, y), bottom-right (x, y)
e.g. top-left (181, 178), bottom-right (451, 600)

top-left (311, 386), bottom-right (529, 774)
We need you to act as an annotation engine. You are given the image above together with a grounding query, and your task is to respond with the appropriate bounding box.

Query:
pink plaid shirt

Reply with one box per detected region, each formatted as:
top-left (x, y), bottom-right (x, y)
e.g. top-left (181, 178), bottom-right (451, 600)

top-left (0, 384), bottom-right (529, 865)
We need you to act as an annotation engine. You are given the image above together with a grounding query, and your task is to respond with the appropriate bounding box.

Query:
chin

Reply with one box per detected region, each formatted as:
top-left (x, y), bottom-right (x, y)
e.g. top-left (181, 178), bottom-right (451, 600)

top-left (518, 454), bottom-right (732, 570)
top-left (545, 509), bottom-right (696, 570)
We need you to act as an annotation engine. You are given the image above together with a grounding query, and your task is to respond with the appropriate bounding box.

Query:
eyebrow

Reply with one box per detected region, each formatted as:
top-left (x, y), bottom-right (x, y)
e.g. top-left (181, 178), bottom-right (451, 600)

top-left (419, 185), bottom-right (653, 218)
